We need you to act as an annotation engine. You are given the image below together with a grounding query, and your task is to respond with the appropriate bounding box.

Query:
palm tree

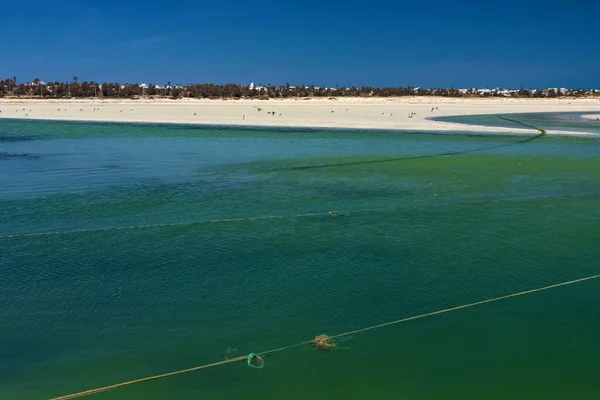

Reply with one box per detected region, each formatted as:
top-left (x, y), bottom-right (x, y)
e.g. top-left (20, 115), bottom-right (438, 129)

top-left (69, 76), bottom-right (78, 98)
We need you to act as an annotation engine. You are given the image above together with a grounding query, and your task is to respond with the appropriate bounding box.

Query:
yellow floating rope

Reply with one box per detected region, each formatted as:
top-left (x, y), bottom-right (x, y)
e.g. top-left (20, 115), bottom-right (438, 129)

top-left (50, 273), bottom-right (600, 400)
top-left (50, 356), bottom-right (247, 400)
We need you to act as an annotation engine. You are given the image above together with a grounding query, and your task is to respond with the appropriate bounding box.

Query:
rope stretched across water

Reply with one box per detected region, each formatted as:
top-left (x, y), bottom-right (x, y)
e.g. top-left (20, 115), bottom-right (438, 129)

top-left (50, 273), bottom-right (600, 400)
top-left (6, 190), bottom-right (598, 241)
top-left (0, 212), bottom-right (324, 239)
top-left (49, 356), bottom-right (247, 400)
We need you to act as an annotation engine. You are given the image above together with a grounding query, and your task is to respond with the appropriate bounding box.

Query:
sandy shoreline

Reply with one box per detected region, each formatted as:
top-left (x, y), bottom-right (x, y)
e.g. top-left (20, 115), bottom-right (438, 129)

top-left (1, 97), bottom-right (599, 135)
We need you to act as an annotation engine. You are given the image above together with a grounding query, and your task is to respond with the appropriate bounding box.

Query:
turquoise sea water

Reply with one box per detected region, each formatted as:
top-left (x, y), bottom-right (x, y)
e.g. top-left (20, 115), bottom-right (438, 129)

top-left (1, 119), bottom-right (600, 399)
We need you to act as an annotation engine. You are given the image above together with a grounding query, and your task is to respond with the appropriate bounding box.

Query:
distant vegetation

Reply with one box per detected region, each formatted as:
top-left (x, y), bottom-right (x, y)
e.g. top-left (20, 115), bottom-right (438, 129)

top-left (1, 77), bottom-right (598, 99)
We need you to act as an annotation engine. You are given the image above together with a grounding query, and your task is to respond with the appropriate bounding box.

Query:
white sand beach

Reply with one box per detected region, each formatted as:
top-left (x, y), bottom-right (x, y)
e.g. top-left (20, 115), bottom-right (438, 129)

top-left (1, 97), bottom-right (599, 135)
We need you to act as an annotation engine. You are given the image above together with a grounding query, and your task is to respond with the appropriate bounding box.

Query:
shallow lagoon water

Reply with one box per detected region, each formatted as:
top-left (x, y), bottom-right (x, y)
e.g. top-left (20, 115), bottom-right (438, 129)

top-left (433, 111), bottom-right (600, 135)
top-left (1, 120), bottom-right (600, 399)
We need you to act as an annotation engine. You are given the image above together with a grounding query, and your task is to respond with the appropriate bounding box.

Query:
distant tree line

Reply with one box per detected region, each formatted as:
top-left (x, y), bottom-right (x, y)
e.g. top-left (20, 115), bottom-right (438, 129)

top-left (1, 77), bottom-right (598, 99)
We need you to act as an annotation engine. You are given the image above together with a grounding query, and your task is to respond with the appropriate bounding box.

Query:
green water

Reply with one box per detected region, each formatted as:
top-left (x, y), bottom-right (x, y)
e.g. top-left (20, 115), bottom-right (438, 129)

top-left (2, 120), bottom-right (600, 399)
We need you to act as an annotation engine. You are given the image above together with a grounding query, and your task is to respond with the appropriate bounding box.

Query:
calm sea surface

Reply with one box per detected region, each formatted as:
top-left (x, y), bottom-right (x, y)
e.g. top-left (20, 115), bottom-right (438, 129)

top-left (1, 119), bottom-right (600, 399)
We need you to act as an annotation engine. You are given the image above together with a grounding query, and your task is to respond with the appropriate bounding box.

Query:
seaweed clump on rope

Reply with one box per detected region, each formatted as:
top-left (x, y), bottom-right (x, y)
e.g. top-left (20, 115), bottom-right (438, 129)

top-left (312, 334), bottom-right (336, 350)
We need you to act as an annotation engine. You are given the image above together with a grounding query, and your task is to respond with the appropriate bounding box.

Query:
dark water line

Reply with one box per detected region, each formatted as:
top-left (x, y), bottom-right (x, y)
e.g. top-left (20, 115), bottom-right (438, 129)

top-left (278, 132), bottom-right (544, 171)
top-left (497, 116), bottom-right (546, 134)
top-left (0, 152), bottom-right (42, 160)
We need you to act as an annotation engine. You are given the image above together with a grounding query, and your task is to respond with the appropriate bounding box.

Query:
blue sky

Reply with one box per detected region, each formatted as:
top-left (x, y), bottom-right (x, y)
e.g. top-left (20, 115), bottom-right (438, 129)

top-left (4, 0), bottom-right (599, 88)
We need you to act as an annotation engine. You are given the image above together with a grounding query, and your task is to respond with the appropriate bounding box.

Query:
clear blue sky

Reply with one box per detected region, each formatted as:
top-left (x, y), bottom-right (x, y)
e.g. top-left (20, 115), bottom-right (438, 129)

top-left (4, 0), bottom-right (599, 88)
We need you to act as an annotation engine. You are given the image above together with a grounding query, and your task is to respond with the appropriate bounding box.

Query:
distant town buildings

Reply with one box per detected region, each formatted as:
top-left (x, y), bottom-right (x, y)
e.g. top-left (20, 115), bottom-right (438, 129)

top-left (1, 78), bottom-right (599, 99)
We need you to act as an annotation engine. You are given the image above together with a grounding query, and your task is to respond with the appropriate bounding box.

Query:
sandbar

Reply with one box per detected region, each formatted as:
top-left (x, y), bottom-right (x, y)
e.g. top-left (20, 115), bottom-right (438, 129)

top-left (1, 97), bottom-right (599, 135)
